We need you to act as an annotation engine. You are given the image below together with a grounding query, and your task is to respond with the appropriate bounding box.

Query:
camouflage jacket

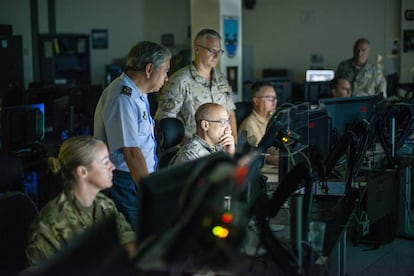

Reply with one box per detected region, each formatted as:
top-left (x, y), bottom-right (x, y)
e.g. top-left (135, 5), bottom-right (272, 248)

top-left (155, 63), bottom-right (236, 141)
top-left (25, 189), bottom-right (135, 267)
top-left (336, 58), bottom-right (387, 97)
top-left (170, 134), bottom-right (220, 165)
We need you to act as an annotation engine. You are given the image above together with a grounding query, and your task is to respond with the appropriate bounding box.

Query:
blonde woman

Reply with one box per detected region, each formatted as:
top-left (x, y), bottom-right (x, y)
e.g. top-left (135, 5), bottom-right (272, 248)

top-left (25, 136), bottom-right (136, 267)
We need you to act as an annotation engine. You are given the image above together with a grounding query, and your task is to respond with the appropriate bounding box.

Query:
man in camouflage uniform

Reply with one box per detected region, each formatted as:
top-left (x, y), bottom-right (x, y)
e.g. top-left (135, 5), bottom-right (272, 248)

top-left (336, 38), bottom-right (387, 97)
top-left (170, 103), bottom-right (235, 165)
top-left (155, 28), bottom-right (237, 144)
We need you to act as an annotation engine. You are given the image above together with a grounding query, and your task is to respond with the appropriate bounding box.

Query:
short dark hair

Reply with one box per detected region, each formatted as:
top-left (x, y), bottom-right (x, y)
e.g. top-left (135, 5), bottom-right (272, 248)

top-left (250, 81), bottom-right (274, 97)
top-left (331, 76), bottom-right (350, 90)
top-left (194, 28), bottom-right (222, 44)
top-left (125, 41), bottom-right (171, 72)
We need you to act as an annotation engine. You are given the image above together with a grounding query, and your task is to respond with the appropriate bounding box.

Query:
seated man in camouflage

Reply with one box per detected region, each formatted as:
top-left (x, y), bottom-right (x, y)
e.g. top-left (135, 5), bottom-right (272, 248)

top-left (170, 103), bottom-right (235, 165)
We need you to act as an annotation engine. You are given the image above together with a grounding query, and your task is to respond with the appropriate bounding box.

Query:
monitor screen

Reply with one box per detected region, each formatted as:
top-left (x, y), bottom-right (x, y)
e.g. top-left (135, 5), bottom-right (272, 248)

top-left (1, 103), bottom-right (45, 150)
top-left (319, 94), bottom-right (383, 141)
top-left (136, 152), bottom-right (233, 244)
top-left (304, 81), bottom-right (332, 105)
top-left (305, 70), bottom-right (335, 82)
top-left (295, 108), bottom-right (332, 168)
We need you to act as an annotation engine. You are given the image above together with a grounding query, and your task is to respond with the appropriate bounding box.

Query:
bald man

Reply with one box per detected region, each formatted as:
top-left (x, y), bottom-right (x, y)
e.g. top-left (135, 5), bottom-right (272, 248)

top-left (170, 103), bottom-right (235, 165)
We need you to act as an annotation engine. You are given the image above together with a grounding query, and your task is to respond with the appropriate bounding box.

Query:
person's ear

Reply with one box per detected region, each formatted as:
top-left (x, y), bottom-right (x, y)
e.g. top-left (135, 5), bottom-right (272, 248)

top-left (200, 120), bottom-right (209, 131)
top-left (75, 165), bottom-right (88, 178)
top-left (145, 63), bottom-right (154, 78)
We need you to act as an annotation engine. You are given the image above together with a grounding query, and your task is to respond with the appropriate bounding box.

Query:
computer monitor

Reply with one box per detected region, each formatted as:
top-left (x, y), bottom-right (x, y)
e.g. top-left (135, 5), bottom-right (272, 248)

top-left (304, 81), bottom-right (332, 105)
top-left (272, 103), bottom-right (310, 184)
top-left (1, 103), bottom-right (45, 150)
top-left (295, 108), bottom-right (332, 164)
top-left (319, 94), bottom-right (383, 143)
top-left (136, 152), bottom-right (234, 244)
top-left (305, 69), bottom-right (335, 82)
top-left (24, 215), bottom-right (134, 276)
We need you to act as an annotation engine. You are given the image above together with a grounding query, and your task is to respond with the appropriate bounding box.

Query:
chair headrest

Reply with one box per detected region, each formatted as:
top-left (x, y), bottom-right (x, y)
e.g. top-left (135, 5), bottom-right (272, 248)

top-left (156, 118), bottom-right (185, 149)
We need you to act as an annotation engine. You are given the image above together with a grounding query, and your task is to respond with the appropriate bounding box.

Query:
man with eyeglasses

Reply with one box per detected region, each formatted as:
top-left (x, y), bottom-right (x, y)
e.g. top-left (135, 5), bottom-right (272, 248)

top-left (155, 28), bottom-right (237, 145)
top-left (170, 103), bottom-right (235, 165)
top-left (238, 81), bottom-right (279, 166)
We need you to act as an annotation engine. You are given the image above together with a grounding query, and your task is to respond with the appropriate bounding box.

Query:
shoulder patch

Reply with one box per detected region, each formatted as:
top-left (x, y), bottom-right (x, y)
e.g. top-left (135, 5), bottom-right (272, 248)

top-left (121, 86), bottom-right (132, 96)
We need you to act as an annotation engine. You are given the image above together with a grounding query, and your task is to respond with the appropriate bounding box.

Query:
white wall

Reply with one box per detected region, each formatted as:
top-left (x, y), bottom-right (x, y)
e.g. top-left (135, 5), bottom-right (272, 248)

top-left (400, 0), bottom-right (414, 82)
top-left (0, 0), bottom-right (190, 87)
top-left (191, 0), bottom-right (243, 101)
top-left (0, 0), bottom-right (33, 89)
top-left (0, 0), bottom-right (402, 88)
top-left (242, 0), bottom-right (400, 82)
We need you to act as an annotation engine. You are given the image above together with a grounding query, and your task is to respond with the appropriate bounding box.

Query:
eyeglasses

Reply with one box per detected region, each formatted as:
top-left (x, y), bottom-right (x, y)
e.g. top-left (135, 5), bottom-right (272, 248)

top-left (255, 95), bottom-right (278, 101)
top-left (204, 119), bottom-right (229, 127)
top-left (196, 44), bottom-right (225, 56)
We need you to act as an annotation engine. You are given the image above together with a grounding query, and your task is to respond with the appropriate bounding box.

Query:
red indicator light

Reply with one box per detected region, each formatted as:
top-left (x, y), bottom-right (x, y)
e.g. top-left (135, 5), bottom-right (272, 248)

top-left (309, 122), bottom-right (315, 129)
top-left (360, 106), bottom-right (367, 113)
top-left (221, 213), bottom-right (233, 224)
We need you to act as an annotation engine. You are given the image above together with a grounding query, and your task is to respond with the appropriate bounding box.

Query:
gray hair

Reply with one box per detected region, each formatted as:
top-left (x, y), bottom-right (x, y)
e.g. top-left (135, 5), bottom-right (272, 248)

top-left (194, 28), bottom-right (222, 44)
top-left (125, 41), bottom-right (171, 72)
top-left (353, 38), bottom-right (370, 49)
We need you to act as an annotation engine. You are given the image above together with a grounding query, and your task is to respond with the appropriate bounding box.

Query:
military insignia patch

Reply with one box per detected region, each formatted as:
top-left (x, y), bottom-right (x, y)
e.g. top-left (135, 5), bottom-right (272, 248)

top-left (121, 86), bottom-right (132, 96)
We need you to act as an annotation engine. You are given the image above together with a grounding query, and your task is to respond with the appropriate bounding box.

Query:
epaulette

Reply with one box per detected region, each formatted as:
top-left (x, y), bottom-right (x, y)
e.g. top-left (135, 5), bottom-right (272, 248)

top-left (121, 86), bottom-right (132, 96)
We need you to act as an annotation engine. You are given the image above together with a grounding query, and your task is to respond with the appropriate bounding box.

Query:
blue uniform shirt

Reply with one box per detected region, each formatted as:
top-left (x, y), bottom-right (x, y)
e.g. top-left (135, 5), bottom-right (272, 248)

top-left (94, 73), bottom-right (157, 173)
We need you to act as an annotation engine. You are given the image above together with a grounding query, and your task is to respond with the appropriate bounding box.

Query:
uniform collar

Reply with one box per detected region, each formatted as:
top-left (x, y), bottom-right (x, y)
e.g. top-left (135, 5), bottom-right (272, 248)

top-left (189, 62), bottom-right (217, 86)
top-left (194, 134), bottom-right (217, 153)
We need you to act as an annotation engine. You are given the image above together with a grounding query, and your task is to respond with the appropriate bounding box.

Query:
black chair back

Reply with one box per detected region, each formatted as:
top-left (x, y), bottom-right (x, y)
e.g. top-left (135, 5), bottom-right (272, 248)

top-left (156, 118), bottom-right (185, 168)
top-left (0, 192), bottom-right (38, 275)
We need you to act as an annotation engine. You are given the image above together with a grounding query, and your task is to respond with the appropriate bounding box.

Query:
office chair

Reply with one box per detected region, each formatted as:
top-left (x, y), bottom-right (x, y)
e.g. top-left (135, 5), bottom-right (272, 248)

top-left (0, 192), bottom-right (38, 275)
top-left (0, 150), bottom-right (39, 275)
top-left (235, 101), bottom-right (253, 127)
top-left (156, 117), bottom-right (185, 168)
top-left (0, 150), bottom-right (24, 193)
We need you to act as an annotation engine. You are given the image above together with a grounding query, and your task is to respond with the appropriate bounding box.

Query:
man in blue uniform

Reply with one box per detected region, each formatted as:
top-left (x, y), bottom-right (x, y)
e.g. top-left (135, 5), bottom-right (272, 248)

top-left (94, 41), bottom-right (171, 230)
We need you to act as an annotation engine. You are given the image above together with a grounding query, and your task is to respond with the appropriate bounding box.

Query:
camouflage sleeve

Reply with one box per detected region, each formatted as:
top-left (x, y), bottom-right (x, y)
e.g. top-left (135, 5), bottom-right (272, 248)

top-left (216, 71), bottom-right (236, 112)
top-left (115, 210), bottom-right (136, 245)
top-left (96, 193), bottom-right (136, 245)
top-left (25, 220), bottom-right (60, 267)
top-left (155, 75), bottom-right (189, 120)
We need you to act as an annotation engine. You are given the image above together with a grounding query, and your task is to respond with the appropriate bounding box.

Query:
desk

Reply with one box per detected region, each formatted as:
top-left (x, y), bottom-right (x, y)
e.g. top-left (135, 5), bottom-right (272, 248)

top-left (310, 194), bottom-right (357, 276)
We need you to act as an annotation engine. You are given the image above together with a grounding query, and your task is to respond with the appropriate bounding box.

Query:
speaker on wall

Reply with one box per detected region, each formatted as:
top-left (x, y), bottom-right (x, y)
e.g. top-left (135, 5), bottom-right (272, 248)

top-left (244, 0), bottom-right (256, 10)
